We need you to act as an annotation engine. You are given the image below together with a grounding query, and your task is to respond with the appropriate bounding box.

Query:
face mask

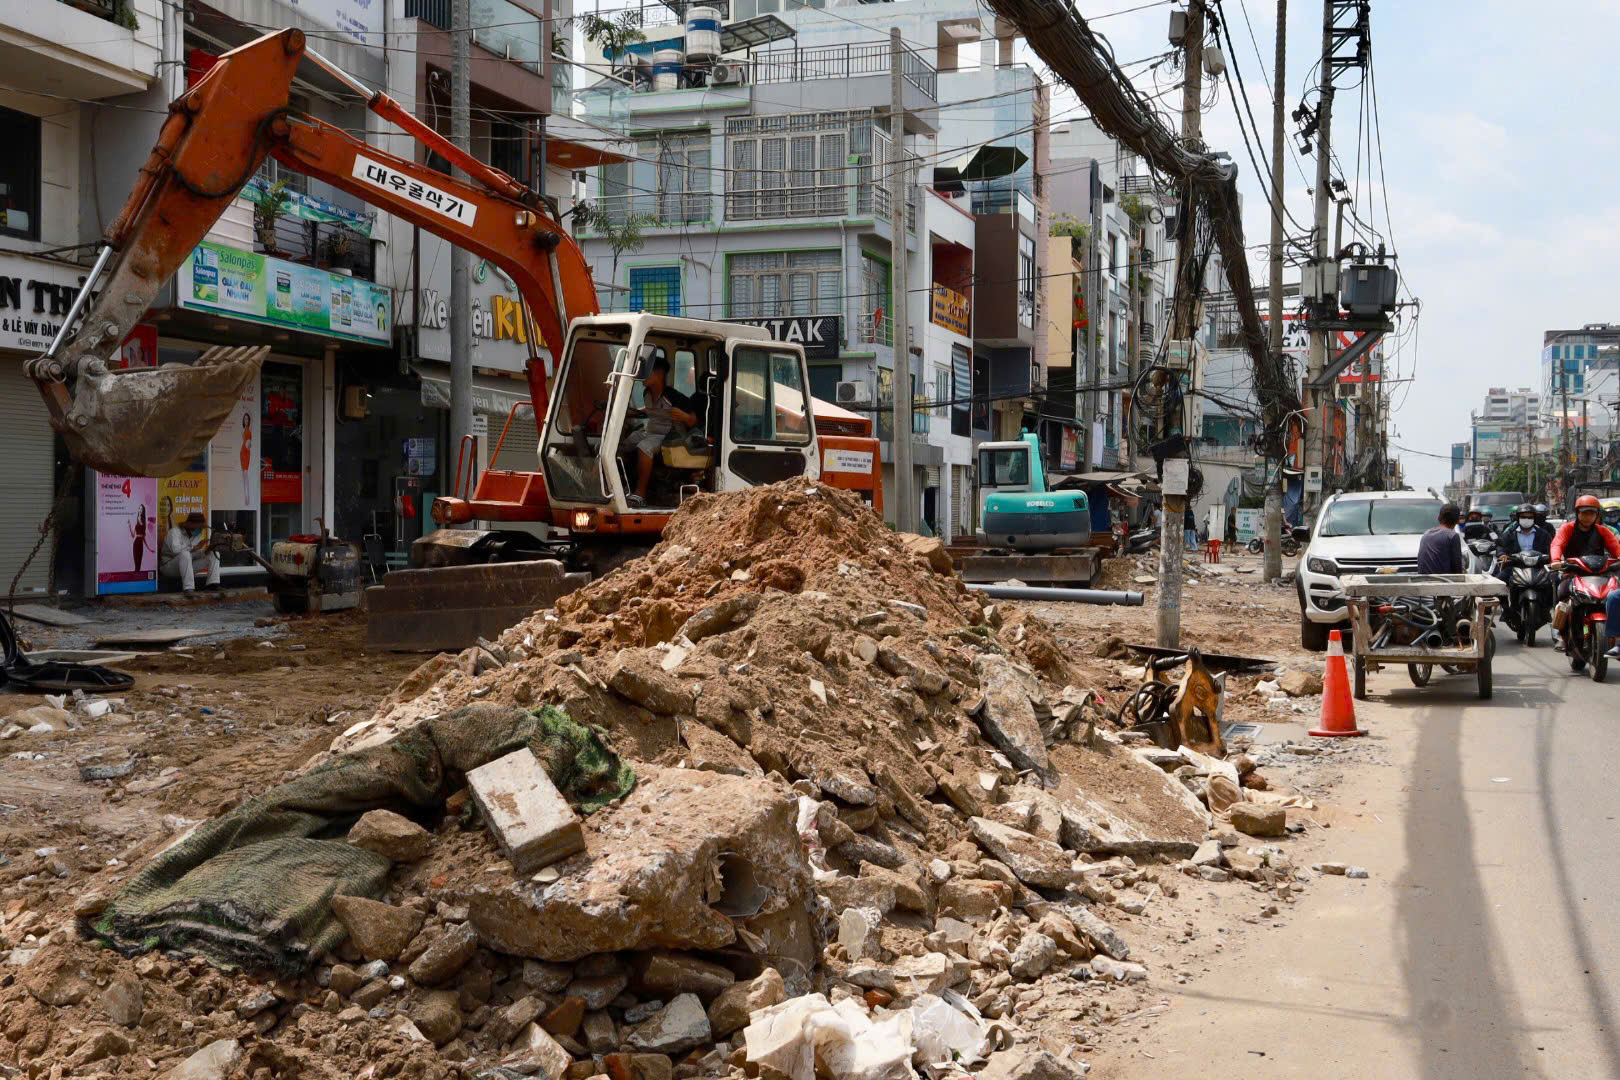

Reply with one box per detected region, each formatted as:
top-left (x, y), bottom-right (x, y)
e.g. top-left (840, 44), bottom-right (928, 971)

top-left (1519, 520), bottom-right (1534, 529)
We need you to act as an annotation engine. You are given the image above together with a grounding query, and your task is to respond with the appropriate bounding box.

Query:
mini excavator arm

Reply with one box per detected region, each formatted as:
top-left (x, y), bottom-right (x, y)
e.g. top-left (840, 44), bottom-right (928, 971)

top-left (29, 27), bottom-right (597, 478)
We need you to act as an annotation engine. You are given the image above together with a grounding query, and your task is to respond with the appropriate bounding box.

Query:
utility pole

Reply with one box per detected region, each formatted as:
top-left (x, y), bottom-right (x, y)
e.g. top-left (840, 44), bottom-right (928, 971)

top-left (449, 0), bottom-right (474, 518)
top-left (1157, 0), bottom-right (1202, 648)
top-left (889, 27), bottom-right (915, 533)
top-left (1126, 226), bottom-right (1139, 462)
top-left (1263, 0), bottom-right (1287, 582)
top-left (1303, 0), bottom-right (1335, 516)
top-left (1086, 166), bottom-right (1103, 473)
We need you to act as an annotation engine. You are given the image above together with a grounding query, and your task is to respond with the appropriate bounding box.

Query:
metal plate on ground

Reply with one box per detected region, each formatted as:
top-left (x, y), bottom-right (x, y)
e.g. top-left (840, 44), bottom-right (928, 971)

top-left (92, 629), bottom-right (214, 647)
top-left (9, 604), bottom-right (93, 627)
top-left (1220, 721), bottom-right (1261, 740)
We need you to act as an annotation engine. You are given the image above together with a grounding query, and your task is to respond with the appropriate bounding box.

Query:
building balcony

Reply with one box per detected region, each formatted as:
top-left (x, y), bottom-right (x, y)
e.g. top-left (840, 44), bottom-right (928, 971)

top-left (856, 311), bottom-right (893, 348)
top-left (748, 41), bottom-right (936, 104)
top-left (0, 0), bottom-right (160, 99)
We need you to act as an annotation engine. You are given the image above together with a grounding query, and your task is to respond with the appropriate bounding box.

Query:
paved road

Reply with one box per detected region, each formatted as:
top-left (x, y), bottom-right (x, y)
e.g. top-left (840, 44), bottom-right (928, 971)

top-left (1094, 628), bottom-right (1620, 1078)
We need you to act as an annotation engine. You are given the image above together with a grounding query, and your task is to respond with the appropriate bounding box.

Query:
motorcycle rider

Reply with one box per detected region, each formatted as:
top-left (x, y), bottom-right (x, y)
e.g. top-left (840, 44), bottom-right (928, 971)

top-left (1533, 504), bottom-right (1555, 544)
top-left (1497, 503), bottom-right (1551, 578)
top-left (1550, 494), bottom-right (1620, 655)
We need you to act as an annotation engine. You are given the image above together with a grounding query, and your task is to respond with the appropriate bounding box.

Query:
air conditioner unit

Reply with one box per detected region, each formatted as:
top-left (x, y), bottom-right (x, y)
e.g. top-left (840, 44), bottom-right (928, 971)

top-left (836, 380), bottom-right (871, 405)
top-left (711, 61), bottom-right (749, 86)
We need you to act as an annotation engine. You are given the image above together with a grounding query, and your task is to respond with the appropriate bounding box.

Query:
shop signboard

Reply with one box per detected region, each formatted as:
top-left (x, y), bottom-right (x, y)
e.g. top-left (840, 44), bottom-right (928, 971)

top-left (158, 457), bottom-right (208, 535)
top-left (179, 241), bottom-right (391, 345)
top-left (261, 368), bottom-right (304, 504)
top-left (282, 0), bottom-right (383, 46)
top-left (930, 285), bottom-right (971, 336)
top-left (209, 379), bottom-right (260, 512)
top-left (1060, 428), bottom-right (1078, 471)
top-left (95, 473), bottom-right (158, 595)
top-left (1234, 507), bottom-right (1262, 543)
top-left (721, 315), bottom-right (843, 360)
top-left (404, 437), bottom-right (437, 478)
top-left (1259, 312), bottom-right (1383, 384)
top-left (408, 253), bottom-right (551, 374)
top-left (115, 324), bottom-right (158, 370)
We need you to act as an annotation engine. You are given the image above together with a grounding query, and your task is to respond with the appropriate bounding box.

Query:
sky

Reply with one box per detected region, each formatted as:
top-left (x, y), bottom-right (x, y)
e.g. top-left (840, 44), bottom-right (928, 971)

top-left (1027, 0), bottom-right (1620, 493)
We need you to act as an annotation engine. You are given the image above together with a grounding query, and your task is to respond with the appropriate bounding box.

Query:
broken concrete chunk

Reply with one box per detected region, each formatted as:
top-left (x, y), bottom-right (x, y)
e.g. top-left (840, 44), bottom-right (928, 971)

top-left (836, 834), bottom-right (906, 871)
top-left (608, 653), bottom-right (697, 716)
top-left (1066, 905), bottom-right (1130, 961)
top-left (631, 951), bottom-right (736, 1000)
top-left (502, 1021), bottom-right (574, 1079)
top-left (346, 809), bottom-right (432, 862)
top-left (676, 592), bottom-right (761, 644)
top-left (898, 534), bottom-right (955, 575)
top-left (979, 1049), bottom-right (1091, 1080)
top-left (1277, 669), bottom-right (1324, 697)
top-left (331, 895), bottom-right (426, 963)
top-left (1089, 954), bottom-right (1148, 982)
top-left (937, 878), bottom-right (1013, 922)
top-left (97, 975), bottom-right (144, 1027)
top-left (159, 1039), bottom-right (243, 1080)
top-left (565, 974), bottom-right (628, 1011)
top-left (972, 654), bottom-right (1053, 781)
top-left (891, 951), bottom-right (957, 994)
top-left (1190, 840), bottom-right (1225, 868)
top-left (707, 969), bottom-right (785, 1037)
top-left (468, 747), bottom-right (586, 874)
top-left (968, 818), bottom-right (1080, 889)
top-left (412, 990), bottom-right (463, 1045)
top-left (1229, 802), bottom-right (1287, 838)
top-left (838, 906), bottom-right (884, 963)
top-left (1008, 932), bottom-right (1057, 980)
top-left (626, 993), bottom-right (712, 1055)
top-left (469, 767), bottom-right (817, 977)
top-left (407, 923), bottom-right (479, 985)
top-left (679, 720), bottom-right (763, 778)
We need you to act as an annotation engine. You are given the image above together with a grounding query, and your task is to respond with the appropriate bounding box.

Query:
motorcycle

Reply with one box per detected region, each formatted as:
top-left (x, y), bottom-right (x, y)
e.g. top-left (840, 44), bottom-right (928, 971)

top-left (1501, 550), bottom-right (1554, 647)
top-left (1465, 536), bottom-right (1498, 576)
top-left (1245, 535), bottom-right (1301, 557)
top-left (1124, 527), bottom-right (1161, 554)
top-left (1553, 554), bottom-right (1619, 682)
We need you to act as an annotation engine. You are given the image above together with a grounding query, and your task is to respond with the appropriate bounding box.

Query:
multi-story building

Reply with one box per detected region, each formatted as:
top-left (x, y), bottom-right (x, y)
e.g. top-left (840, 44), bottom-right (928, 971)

top-left (1541, 325), bottom-right (1620, 464)
top-left (1, 0), bottom-right (615, 596)
top-left (577, 0), bottom-right (1052, 538)
top-left (1470, 386), bottom-right (1543, 486)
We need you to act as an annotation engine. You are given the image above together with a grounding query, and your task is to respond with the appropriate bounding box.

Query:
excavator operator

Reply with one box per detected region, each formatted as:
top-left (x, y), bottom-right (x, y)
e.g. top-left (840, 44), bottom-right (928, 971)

top-left (628, 355), bottom-right (699, 508)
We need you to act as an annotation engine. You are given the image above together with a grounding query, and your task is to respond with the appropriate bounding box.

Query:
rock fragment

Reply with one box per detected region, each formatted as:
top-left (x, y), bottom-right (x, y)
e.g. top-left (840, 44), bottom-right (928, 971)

top-left (468, 747), bottom-right (586, 874)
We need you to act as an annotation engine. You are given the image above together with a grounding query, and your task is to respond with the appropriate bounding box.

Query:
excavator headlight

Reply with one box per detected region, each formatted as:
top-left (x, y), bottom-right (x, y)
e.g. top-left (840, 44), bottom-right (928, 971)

top-left (573, 510), bottom-right (595, 532)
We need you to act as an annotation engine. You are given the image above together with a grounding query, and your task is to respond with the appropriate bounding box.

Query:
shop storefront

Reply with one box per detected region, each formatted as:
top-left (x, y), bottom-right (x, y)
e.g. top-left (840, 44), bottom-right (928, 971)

top-left (0, 252), bottom-right (85, 597)
top-left (80, 238), bottom-right (394, 595)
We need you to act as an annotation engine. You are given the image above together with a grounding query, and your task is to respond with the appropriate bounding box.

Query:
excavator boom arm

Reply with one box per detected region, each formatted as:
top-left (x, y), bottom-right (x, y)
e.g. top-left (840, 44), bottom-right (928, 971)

top-left (30, 27), bottom-right (597, 475)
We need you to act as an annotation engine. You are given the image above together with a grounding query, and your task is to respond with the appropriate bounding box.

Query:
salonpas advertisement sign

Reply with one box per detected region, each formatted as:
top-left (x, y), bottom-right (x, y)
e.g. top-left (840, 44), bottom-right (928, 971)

top-left (179, 241), bottom-right (391, 345)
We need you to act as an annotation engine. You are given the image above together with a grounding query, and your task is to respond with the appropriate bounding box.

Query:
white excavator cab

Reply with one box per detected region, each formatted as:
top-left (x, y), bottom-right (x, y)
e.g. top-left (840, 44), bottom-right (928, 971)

top-left (541, 314), bottom-right (818, 524)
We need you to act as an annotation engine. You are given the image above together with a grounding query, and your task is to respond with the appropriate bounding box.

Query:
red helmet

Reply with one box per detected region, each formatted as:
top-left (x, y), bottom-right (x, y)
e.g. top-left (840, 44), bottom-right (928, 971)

top-left (1576, 494), bottom-right (1602, 512)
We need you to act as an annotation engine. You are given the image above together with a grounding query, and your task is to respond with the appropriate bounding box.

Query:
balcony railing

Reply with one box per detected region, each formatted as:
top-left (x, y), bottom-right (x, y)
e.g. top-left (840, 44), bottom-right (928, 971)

top-left (856, 311), bottom-right (893, 347)
top-left (58, 0), bottom-right (119, 20)
top-left (746, 42), bottom-right (937, 99)
top-left (405, 0), bottom-right (545, 74)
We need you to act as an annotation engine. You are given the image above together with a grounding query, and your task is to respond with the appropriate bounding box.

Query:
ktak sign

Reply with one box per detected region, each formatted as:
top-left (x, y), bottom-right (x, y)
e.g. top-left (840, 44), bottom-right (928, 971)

top-left (723, 315), bottom-right (842, 360)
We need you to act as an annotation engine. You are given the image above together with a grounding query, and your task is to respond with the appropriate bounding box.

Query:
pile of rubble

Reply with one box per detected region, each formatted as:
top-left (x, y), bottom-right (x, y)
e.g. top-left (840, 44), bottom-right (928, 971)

top-left (2, 482), bottom-right (1312, 1080)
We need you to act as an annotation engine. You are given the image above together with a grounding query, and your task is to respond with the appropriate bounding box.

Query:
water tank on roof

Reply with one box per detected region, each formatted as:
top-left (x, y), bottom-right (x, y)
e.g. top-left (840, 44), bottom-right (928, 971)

top-left (652, 47), bottom-right (685, 91)
top-left (686, 7), bottom-right (722, 63)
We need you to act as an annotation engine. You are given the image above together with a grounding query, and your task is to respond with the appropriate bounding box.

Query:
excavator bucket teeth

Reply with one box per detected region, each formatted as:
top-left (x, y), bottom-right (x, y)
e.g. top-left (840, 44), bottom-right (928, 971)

top-left (59, 345), bottom-right (268, 477)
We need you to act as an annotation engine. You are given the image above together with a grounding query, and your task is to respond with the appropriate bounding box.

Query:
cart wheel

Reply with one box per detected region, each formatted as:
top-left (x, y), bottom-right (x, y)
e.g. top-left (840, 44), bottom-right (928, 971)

top-left (1477, 655), bottom-right (1492, 699)
top-left (1408, 663), bottom-right (1432, 687)
top-left (1353, 656), bottom-right (1367, 700)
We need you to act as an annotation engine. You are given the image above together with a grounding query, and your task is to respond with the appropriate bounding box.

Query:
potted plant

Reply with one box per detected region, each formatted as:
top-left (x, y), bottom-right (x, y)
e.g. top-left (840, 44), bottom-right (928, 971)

top-left (254, 179), bottom-right (292, 255)
top-left (321, 225), bottom-right (357, 273)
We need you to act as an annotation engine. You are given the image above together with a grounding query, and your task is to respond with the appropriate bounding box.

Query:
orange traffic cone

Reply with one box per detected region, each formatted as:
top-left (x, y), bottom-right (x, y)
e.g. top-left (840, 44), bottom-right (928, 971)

top-left (1310, 629), bottom-right (1366, 737)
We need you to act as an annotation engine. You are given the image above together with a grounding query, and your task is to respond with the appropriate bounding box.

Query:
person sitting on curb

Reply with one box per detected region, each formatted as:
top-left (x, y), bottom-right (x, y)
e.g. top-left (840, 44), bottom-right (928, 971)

top-left (159, 512), bottom-right (220, 592)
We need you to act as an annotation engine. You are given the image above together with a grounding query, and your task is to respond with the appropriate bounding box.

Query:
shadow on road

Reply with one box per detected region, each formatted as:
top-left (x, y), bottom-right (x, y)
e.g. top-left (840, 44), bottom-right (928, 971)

top-left (1535, 713), bottom-right (1620, 1076)
top-left (1399, 707), bottom-right (1534, 1078)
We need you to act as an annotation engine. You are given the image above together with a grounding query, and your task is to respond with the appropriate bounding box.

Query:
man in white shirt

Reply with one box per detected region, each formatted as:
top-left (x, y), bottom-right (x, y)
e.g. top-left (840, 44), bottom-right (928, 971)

top-left (160, 512), bottom-right (220, 591)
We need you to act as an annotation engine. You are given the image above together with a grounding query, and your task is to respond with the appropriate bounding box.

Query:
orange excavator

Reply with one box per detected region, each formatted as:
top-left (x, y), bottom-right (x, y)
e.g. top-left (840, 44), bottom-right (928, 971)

top-left (27, 28), bottom-right (882, 648)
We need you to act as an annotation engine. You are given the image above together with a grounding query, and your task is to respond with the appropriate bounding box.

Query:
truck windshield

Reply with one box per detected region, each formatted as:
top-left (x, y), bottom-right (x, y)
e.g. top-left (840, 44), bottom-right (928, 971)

top-left (979, 449), bottom-right (1029, 486)
top-left (1320, 500), bottom-right (1442, 537)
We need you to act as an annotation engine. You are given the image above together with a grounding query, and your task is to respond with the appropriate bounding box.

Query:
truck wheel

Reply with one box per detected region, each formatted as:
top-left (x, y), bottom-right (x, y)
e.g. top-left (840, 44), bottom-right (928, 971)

top-left (1301, 614), bottom-right (1329, 652)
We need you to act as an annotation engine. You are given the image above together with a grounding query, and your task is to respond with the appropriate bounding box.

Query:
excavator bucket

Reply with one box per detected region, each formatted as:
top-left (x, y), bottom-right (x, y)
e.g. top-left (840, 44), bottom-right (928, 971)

top-left (45, 346), bottom-right (268, 477)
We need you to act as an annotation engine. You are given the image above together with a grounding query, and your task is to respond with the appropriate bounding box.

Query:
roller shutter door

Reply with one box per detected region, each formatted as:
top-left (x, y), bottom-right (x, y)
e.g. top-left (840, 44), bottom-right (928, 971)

top-left (0, 362), bottom-right (54, 595)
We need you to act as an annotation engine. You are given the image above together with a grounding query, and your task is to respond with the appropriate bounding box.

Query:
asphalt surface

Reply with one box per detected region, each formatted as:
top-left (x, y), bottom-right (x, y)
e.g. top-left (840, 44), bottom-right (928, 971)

top-left (1095, 627), bottom-right (1620, 1078)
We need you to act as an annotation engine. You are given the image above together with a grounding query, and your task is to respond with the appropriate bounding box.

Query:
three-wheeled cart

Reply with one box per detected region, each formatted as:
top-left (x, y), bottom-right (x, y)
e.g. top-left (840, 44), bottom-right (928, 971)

top-left (1341, 573), bottom-right (1507, 701)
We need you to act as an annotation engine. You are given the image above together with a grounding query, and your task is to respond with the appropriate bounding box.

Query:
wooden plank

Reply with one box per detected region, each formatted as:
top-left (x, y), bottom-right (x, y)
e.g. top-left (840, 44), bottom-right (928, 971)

top-left (9, 604), bottom-right (93, 627)
top-left (1341, 573), bottom-right (1507, 598)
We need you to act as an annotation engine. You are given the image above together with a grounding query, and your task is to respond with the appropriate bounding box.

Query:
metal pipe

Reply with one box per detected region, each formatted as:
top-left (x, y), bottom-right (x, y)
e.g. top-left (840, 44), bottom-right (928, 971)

top-left (966, 583), bottom-right (1144, 606)
top-left (38, 245), bottom-right (116, 371)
